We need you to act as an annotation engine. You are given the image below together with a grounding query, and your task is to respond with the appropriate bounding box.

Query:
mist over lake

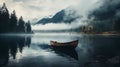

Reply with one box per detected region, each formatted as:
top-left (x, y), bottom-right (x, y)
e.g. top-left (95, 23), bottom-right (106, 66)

top-left (0, 33), bottom-right (120, 67)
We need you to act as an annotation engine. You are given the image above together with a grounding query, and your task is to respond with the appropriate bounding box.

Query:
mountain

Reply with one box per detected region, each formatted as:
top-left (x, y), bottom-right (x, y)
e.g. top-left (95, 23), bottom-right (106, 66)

top-left (36, 9), bottom-right (80, 24)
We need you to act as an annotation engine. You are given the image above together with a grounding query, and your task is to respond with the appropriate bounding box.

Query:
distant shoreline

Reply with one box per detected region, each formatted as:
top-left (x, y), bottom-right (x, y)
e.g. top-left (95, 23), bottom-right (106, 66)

top-left (81, 31), bottom-right (120, 35)
top-left (0, 31), bottom-right (120, 36)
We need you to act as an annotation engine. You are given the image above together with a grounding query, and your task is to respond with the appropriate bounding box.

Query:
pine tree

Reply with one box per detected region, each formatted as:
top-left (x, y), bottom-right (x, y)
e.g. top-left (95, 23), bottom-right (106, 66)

top-left (26, 20), bottom-right (32, 33)
top-left (0, 3), bottom-right (33, 33)
top-left (18, 16), bottom-right (25, 33)
top-left (114, 19), bottom-right (120, 31)
top-left (0, 3), bottom-right (9, 33)
top-left (9, 10), bottom-right (18, 32)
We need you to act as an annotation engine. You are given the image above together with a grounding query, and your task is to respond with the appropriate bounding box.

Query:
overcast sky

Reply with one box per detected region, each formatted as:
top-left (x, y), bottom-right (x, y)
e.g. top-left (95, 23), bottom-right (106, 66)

top-left (0, 0), bottom-right (102, 30)
top-left (0, 0), bottom-right (79, 21)
top-left (0, 0), bottom-right (100, 22)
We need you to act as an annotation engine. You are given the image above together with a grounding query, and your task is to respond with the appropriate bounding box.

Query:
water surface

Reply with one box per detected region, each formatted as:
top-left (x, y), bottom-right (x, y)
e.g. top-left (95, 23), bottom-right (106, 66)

top-left (0, 33), bottom-right (120, 67)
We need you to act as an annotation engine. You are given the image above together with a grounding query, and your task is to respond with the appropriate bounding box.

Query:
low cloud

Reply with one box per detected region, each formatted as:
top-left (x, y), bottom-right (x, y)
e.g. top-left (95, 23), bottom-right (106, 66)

top-left (32, 0), bottom-right (102, 30)
top-left (32, 19), bottom-right (87, 30)
top-left (0, 0), bottom-right (104, 30)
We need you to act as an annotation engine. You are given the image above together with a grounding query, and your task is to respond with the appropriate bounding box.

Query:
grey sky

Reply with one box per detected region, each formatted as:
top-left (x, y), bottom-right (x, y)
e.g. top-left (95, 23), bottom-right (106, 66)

top-left (0, 0), bottom-right (102, 30)
top-left (0, 0), bottom-right (82, 22)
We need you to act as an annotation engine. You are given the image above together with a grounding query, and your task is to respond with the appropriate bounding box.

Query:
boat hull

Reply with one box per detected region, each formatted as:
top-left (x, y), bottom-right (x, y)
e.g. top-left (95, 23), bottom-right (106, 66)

top-left (50, 40), bottom-right (78, 49)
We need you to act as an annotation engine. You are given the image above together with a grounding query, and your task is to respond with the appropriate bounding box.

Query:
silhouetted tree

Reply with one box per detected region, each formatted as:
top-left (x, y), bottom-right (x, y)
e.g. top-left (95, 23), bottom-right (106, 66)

top-left (25, 20), bottom-right (32, 33)
top-left (82, 25), bottom-right (86, 33)
top-left (18, 16), bottom-right (25, 33)
top-left (0, 3), bottom-right (9, 33)
top-left (114, 19), bottom-right (120, 31)
top-left (0, 3), bottom-right (33, 33)
top-left (9, 10), bottom-right (18, 32)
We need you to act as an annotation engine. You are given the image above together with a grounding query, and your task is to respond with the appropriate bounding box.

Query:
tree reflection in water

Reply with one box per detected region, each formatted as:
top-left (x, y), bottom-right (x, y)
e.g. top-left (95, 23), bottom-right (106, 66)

top-left (0, 35), bottom-right (31, 67)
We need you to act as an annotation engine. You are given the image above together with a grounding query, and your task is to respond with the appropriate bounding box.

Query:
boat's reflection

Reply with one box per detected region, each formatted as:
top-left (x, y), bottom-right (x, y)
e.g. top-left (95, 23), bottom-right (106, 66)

top-left (38, 44), bottom-right (78, 60)
top-left (52, 47), bottom-right (78, 60)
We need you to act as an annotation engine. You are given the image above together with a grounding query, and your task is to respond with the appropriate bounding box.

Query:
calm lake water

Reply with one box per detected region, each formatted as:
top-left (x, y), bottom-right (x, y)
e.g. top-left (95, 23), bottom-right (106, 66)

top-left (0, 33), bottom-right (120, 67)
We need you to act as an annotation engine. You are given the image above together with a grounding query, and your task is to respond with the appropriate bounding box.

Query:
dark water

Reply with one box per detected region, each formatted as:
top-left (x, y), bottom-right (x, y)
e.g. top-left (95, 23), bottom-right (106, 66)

top-left (0, 33), bottom-right (120, 67)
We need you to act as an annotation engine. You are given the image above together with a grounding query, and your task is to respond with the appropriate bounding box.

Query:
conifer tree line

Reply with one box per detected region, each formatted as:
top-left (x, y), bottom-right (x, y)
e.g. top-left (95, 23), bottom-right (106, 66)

top-left (0, 3), bottom-right (32, 33)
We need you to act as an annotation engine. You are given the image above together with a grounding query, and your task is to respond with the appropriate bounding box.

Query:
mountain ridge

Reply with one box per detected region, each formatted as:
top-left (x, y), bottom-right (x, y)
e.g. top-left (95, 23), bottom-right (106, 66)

top-left (36, 9), bottom-right (80, 24)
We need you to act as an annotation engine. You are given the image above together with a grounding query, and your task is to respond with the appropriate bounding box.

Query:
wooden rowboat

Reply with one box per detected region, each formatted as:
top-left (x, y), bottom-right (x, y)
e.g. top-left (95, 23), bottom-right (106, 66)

top-left (50, 40), bottom-right (78, 49)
